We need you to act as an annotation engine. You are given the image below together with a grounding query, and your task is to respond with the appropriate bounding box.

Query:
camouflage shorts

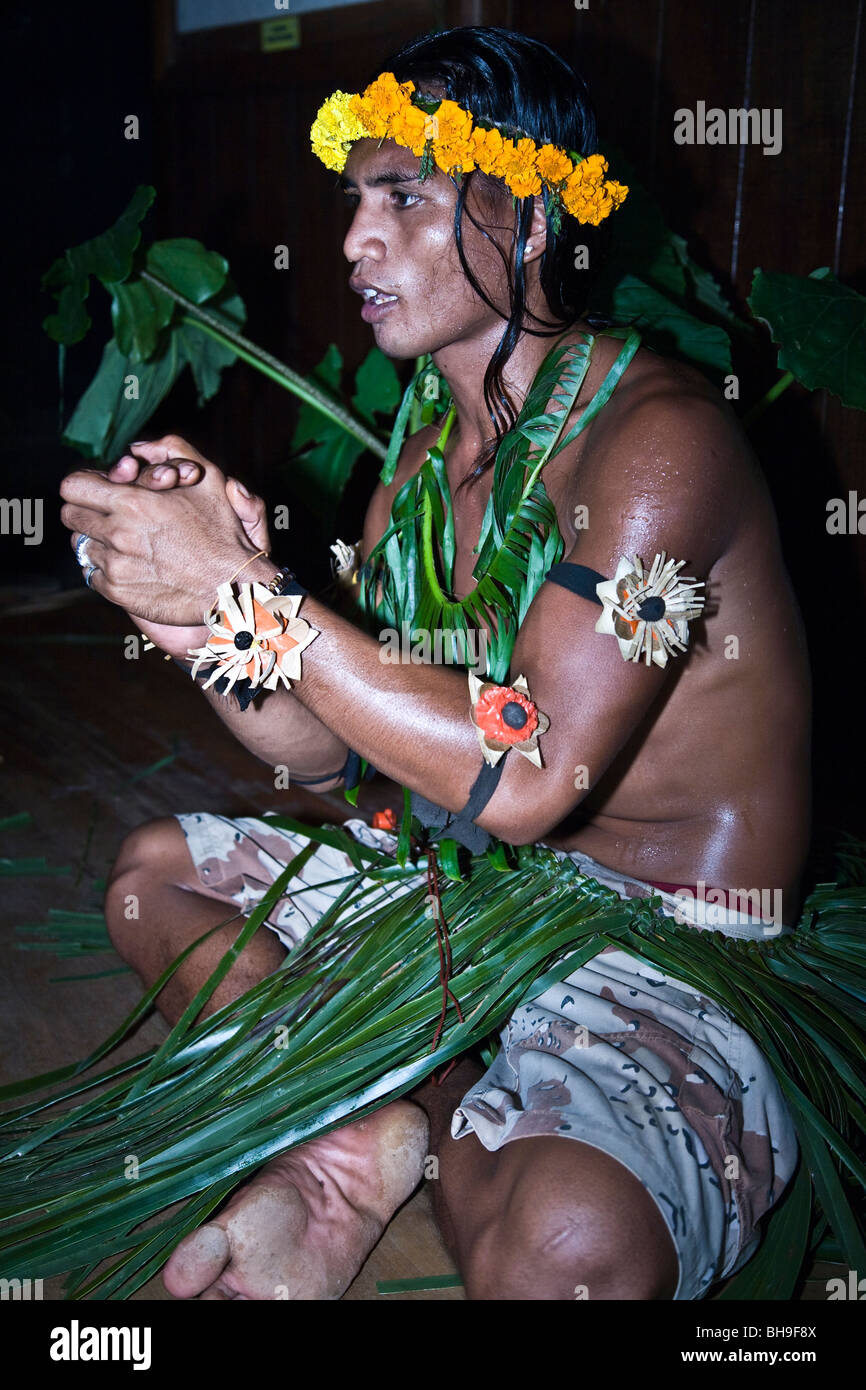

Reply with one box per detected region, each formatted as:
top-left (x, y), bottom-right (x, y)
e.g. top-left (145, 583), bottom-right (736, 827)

top-left (176, 810), bottom-right (799, 1301)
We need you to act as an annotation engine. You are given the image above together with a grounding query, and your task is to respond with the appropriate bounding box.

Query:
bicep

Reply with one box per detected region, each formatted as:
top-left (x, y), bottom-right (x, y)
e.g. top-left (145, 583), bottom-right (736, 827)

top-left (478, 401), bottom-right (733, 841)
top-left (482, 569), bottom-right (671, 841)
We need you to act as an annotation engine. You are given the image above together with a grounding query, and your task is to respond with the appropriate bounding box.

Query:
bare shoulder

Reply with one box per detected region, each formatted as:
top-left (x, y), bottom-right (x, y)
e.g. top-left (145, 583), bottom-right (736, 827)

top-left (562, 333), bottom-right (757, 573)
top-left (360, 422), bottom-right (439, 562)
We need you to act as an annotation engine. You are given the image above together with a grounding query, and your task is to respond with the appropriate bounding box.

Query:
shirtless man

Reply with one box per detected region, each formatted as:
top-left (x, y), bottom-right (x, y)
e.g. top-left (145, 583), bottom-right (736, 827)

top-left (60, 27), bottom-right (810, 1301)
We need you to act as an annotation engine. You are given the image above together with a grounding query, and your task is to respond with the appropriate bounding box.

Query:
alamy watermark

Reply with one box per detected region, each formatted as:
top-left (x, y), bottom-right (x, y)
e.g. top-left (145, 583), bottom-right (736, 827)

top-left (0, 497), bottom-right (43, 545)
top-left (674, 102), bottom-right (782, 156)
top-left (378, 622), bottom-right (488, 668)
top-left (672, 882), bottom-right (784, 934)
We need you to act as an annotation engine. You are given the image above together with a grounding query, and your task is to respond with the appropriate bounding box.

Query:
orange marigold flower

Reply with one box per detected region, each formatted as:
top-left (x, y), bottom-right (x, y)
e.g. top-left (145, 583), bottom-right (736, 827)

top-left (389, 101), bottom-right (428, 156)
top-left (500, 136), bottom-right (542, 198)
top-left (349, 93), bottom-right (388, 139)
top-left (433, 136), bottom-right (476, 176)
top-left (536, 144), bottom-right (573, 186)
top-left (429, 99), bottom-right (473, 147)
top-left (364, 71), bottom-right (414, 119)
top-left (470, 126), bottom-right (505, 175)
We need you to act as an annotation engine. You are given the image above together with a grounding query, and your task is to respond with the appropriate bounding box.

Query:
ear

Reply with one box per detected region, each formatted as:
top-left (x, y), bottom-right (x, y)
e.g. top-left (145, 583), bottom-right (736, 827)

top-left (522, 194), bottom-right (549, 266)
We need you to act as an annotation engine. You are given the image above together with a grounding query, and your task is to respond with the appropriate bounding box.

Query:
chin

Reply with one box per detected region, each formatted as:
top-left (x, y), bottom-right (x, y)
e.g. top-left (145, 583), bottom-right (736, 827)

top-left (372, 324), bottom-right (436, 361)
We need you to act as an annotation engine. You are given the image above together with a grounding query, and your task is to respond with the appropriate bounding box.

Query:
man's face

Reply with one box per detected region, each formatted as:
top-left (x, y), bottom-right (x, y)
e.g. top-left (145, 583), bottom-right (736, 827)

top-left (341, 138), bottom-right (513, 360)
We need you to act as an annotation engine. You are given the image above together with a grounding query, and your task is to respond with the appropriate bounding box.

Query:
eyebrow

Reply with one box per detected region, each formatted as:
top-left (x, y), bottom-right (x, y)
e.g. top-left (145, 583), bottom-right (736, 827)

top-left (339, 168), bottom-right (425, 190)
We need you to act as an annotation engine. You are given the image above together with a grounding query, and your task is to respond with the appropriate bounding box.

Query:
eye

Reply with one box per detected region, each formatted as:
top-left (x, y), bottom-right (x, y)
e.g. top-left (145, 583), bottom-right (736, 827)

top-left (390, 189), bottom-right (421, 208)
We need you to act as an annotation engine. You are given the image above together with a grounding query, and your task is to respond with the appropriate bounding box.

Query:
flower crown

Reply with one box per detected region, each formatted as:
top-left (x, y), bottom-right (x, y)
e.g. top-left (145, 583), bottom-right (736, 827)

top-left (310, 71), bottom-right (629, 231)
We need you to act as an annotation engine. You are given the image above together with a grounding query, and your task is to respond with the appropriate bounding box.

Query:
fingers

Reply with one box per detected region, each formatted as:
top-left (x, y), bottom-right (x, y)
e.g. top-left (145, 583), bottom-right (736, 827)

top-left (59, 469), bottom-right (115, 511)
top-left (61, 502), bottom-right (111, 538)
top-left (69, 531), bottom-right (109, 595)
top-left (136, 459), bottom-right (205, 490)
top-left (225, 477), bottom-right (270, 553)
top-left (107, 455), bottom-right (141, 483)
top-left (126, 435), bottom-right (210, 468)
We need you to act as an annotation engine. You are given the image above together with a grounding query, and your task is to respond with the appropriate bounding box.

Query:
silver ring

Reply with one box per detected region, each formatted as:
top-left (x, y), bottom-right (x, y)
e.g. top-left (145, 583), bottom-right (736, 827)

top-left (75, 533), bottom-right (93, 569)
top-left (84, 564), bottom-right (98, 589)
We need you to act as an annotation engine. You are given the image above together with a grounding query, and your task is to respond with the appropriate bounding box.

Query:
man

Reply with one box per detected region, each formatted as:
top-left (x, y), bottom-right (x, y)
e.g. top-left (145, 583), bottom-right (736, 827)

top-left (60, 27), bottom-right (808, 1300)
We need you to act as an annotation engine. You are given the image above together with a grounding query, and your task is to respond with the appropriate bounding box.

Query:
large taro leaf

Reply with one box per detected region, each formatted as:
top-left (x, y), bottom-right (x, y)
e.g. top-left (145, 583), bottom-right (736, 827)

top-left (609, 274), bottom-right (733, 378)
top-left (145, 238), bottom-right (229, 305)
top-left (176, 292), bottom-right (246, 404)
top-left (111, 279), bottom-right (175, 363)
top-left (62, 336), bottom-right (184, 460)
top-left (111, 239), bottom-right (230, 365)
top-left (63, 291), bottom-right (245, 460)
top-left (749, 267), bottom-right (866, 411)
top-left (352, 345), bottom-right (401, 425)
top-left (290, 345), bottom-right (396, 524)
top-left (42, 186), bottom-right (156, 346)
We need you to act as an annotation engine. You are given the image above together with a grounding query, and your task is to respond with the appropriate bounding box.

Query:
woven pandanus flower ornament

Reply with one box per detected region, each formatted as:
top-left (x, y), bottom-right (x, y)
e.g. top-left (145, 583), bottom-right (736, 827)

top-left (596, 553), bottom-right (706, 668)
top-left (469, 671), bottom-right (550, 767)
top-left (188, 581), bottom-right (319, 694)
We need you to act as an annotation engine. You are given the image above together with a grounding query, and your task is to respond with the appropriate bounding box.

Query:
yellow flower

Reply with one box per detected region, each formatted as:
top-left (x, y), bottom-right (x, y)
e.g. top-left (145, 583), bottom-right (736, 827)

top-left (310, 91), bottom-right (369, 173)
top-left (500, 136), bottom-right (542, 199)
top-left (309, 74), bottom-right (628, 225)
top-left (536, 144), bottom-right (573, 186)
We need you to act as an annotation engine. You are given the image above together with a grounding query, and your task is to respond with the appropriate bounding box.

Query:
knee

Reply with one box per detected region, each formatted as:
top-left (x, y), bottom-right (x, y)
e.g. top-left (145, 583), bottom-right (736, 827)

top-left (105, 818), bottom-right (189, 948)
top-left (462, 1178), bottom-right (675, 1301)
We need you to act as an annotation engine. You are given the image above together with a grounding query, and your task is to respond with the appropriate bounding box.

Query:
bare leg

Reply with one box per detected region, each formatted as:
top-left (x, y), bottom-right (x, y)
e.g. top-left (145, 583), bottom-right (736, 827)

top-left (106, 818), bottom-right (428, 1300)
top-left (413, 1060), bottom-right (679, 1300)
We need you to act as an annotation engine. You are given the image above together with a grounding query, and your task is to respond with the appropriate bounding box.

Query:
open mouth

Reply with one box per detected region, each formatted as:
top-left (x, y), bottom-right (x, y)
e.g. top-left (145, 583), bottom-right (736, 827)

top-left (361, 287), bottom-right (398, 307)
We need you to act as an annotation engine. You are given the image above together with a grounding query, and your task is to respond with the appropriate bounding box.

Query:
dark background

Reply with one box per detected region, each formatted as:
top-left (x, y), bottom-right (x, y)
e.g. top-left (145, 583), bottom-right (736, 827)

top-left (4, 0), bottom-right (865, 838)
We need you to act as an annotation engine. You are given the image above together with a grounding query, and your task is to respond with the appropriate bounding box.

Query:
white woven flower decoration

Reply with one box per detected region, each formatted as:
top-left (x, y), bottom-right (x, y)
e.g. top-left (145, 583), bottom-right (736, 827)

top-left (595, 553), bottom-right (705, 668)
top-left (188, 581), bottom-right (319, 693)
top-left (330, 537), bottom-right (362, 588)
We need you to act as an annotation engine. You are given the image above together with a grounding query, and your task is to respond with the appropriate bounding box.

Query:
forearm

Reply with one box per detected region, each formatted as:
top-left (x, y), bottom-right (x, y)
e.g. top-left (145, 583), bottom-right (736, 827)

top-left (175, 651), bottom-right (349, 784)
top-left (284, 594), bottom-right (528, 834)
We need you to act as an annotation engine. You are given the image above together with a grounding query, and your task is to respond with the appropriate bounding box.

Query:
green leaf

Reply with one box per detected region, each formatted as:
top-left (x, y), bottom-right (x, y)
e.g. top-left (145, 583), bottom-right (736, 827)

top-left (748, 267), bottom-right (866, 410)
top-left (145, 238), bottom-right (228, 305)
top-left (352, 347), bottom-right (401, 425)
top-left (62, 335), bottom-right (184, 461)
top-left (111, 279), bottom-right (174, 363)
top-left (589, 146), bottom-right (747, 341)
top-left (609, 274), bottom-right (733, 377)
top-left (290, 345), bottom-right (365, 525)
top-left (42, 186), bottom-right (156, 345)
top-left (714, 1157), bottom-right (812, 1299)
top-left (176, 291), bottom-right (246, 403)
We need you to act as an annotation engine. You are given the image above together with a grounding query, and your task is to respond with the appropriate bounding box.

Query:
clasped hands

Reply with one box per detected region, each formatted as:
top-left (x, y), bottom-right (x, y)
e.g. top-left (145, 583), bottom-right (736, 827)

top-left (60, 436), bottom-right (272, 661)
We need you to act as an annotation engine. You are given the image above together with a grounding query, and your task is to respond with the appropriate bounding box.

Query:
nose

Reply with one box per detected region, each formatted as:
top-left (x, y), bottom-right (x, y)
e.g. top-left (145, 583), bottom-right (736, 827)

top-left (343, 201), bottom-right (386, 269)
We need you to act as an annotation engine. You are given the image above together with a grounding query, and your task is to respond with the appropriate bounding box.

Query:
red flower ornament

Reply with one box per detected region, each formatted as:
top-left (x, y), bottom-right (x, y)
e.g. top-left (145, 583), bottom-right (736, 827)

top-left (468, 671), bottom-right (549, 767)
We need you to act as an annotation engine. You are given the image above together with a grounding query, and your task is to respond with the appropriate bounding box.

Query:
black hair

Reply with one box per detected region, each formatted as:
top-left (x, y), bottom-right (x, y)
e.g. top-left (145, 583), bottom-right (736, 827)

top-left (383, 25), bottom-right (613, 489)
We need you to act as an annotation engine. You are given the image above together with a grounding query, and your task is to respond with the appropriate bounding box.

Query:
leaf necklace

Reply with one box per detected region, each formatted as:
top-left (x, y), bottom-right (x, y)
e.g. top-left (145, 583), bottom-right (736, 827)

top-left (357, 325), bottom-right (642, 683)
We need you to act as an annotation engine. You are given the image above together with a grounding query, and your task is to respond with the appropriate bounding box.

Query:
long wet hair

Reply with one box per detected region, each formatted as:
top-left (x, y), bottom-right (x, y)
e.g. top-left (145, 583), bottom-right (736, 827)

top-left (383, 26), bottom-right (613, 489)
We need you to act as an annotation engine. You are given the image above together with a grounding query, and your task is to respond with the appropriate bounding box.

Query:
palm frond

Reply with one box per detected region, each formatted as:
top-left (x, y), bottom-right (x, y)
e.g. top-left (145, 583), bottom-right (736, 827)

top-left (1, 823), bottom-right (865, 1300)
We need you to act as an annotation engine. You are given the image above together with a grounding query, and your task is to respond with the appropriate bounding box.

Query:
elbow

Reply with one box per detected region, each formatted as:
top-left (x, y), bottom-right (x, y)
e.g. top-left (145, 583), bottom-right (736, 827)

top-left (478, 778), bottom-right (589, 847)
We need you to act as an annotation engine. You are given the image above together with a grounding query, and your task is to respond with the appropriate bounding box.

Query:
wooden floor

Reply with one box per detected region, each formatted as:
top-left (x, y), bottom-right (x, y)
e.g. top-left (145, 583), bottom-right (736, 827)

top-left (0, 584), bottom-right (841, 1302)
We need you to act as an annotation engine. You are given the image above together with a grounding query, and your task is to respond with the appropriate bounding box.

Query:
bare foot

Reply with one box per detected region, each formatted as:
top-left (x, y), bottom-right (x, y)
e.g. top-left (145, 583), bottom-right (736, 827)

top-left (162, 1101), bottom-right (429, 1300)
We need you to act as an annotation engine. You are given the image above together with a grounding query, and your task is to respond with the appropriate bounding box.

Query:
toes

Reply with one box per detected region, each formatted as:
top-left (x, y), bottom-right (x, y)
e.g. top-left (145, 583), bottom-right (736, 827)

top-left (163, 1222), bottom-right (231, 1299)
